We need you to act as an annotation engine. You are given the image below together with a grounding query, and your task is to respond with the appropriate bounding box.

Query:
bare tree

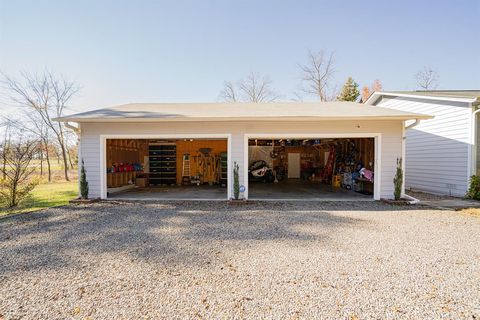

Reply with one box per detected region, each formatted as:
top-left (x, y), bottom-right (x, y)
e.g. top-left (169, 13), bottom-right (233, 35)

top-left (291, 90), bottom-right (304, 102)
top-left (219, 72), bottom-right (279, 103)
top-left (360, 79), bottom-right (383, 103)
top-left (415, 66), bottom-right (439, 90)
top-left (3, 113), bottom-right (54, 182)
top-left (360, 86), bottom-right (372, 103)
top-left (372, 79), bottom-right (383, 92)
top-left (239, 73), bottom-right (279, 102)
top-left (299, 50), bottom-right (336, 101)
top-left (0, 122), bottom-right (11, 180)
top-left (1, 71), bottom-right (79, 181)
top-left (219, 81), bottom-right (238, 102)
top-left (0, 138), bottom-right (39, 208)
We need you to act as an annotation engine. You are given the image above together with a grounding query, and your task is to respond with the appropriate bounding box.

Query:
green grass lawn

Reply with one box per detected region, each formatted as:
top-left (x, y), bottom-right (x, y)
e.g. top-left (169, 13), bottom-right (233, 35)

top-left (0, 180), bottom-right (78, 217)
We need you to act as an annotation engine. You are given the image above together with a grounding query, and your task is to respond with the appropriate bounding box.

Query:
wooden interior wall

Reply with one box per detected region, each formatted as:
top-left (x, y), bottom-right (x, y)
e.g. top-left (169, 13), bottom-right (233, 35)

top-left (272, 145), bottom-right (323, 168)
top-left (106, 139), bottom-right (148, 167)
top-left (106, 139), bottom-right (148, 188)
top-left (175, 140), bottom-right (228, 184)
top-left (269, 138), bottom-right (375, 172)
top-left (334, 138), bottom-right (374, 170)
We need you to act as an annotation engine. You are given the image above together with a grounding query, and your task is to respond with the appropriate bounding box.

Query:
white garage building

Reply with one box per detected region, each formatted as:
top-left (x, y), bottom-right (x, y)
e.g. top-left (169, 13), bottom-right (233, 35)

top-left (55, 102), bottom-right (430, 201)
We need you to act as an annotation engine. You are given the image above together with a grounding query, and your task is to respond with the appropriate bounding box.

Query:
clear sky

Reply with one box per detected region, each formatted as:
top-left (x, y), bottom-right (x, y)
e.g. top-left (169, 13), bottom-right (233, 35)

top-left (1, 0), bottom-right (479, 114)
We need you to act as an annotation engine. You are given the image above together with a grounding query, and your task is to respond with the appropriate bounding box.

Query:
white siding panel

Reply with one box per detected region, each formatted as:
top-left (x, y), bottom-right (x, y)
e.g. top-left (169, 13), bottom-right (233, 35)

top-left (376, 96), bottom-right (471, 196)
top-left (79, 120), bottom-right (403, 199)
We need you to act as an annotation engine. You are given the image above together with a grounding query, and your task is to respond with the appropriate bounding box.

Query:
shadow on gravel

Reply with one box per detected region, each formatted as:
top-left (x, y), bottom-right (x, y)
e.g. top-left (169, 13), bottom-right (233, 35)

top-left (0, 200), bottom-right (412, 274)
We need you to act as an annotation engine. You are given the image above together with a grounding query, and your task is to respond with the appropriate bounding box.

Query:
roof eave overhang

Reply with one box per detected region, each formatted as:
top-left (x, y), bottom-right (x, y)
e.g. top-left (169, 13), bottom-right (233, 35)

top-left (365, 92), bottom-right (477, 105)
top-left (54, 115), bottom-right (433, 123)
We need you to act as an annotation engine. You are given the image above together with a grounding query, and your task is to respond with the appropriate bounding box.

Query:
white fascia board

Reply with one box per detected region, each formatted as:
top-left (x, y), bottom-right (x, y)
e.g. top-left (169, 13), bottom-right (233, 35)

top-left (55, 115), bottom-right (432, 123)
top-left (366, 92), bottom-right (477, 105)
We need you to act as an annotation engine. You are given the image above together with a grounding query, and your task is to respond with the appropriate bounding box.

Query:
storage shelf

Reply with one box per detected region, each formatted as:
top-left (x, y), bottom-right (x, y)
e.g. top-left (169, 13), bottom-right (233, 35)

top-left (149, 144), bottom-right (177, 186)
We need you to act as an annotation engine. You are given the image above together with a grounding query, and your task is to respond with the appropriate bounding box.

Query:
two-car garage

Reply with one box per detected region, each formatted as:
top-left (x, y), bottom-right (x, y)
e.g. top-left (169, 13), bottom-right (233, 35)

top-left (54, 102), bottom-right (431, 201)
top-left (102, 135), bottom-right (377, 201)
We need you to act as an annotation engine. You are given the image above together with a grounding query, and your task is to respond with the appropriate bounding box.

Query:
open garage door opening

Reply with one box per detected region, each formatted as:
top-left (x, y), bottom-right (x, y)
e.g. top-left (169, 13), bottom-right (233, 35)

top-left (105, 138), bottom-right (228, 200)
top-left (247, 138), bottom-right (375, 200)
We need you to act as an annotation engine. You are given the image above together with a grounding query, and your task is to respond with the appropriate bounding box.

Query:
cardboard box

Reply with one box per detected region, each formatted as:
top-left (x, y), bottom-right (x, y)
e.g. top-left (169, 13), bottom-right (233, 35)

top-left (136, 177), bottom-right (147, 187)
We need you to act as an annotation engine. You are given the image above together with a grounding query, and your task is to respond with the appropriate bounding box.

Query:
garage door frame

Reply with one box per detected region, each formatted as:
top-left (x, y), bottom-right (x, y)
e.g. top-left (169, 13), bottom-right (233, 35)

top-left (243, 133), bottom-right (382, 200)
top-left (100, 134), bottom-right (232, 200)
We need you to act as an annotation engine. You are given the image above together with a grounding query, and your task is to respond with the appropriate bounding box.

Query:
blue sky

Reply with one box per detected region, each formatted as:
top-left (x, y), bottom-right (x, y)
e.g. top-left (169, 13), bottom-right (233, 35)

top-left (1, 0), bottom-right (479, 114)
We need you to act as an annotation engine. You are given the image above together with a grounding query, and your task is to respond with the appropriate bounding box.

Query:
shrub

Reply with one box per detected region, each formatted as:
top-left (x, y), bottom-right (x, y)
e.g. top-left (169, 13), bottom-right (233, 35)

top-left (465, 175), bottom-right (480, 200)
top-left (393, 157), bottom-right (403, 200)
top-left (0, 177), bottom-right (38, 208)
top-left (80, 159), bottom-right (89, 199)
top-left (233, 161), bottom-right (239, 200)
top-left (0, 140), bottom-right (39, 207)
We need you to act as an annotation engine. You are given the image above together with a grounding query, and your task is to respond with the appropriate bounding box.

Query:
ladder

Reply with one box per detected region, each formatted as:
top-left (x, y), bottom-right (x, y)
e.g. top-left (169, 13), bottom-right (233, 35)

top-left (321, 145), bottom-right (336, 184)
top-left (182, 153), bottom-right (191, 184)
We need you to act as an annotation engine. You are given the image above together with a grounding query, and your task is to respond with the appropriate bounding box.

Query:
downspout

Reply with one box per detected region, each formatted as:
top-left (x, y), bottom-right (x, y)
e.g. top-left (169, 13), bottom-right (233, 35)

top-left (65, 122), bottom-right (80, 133)
top-left (405, 119), bottom-right (420, 130)
top-left (402, 119), bottom-right (421, 204)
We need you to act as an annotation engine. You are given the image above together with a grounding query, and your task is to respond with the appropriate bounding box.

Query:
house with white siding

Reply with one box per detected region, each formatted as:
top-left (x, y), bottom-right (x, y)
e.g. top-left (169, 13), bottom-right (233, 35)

top-left (366, 91), bottom-right (480, 197)
top-left (55, 102), bottom-right (430, 201)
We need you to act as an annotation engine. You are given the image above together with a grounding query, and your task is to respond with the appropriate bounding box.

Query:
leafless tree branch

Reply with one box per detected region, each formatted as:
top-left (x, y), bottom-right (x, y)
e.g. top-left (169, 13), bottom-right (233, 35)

top-left (219, 72), bottom-right (279, 103)
top-left (219, 81), bottom-right (238, 102)
top-left (299, 50), bottom-right (336, 101)
top-left (415, 66), bottom-right (439, 90)
top-left (1, 71), bottom-right (79, 181)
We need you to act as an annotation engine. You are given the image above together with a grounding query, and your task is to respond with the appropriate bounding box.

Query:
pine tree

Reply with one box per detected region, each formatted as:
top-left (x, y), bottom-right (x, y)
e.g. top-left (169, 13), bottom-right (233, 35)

top-left (80, 159), bottom-right (89, 199)
top-left (233, 162), bottom-right (239, 200)
top-left (337, 77), bottom-right (360, 102)
top-left (393, 158), bottom-right (403, 200)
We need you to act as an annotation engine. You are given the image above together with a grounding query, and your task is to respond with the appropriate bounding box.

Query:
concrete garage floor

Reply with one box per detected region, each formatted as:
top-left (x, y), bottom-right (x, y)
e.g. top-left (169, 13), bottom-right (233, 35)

top-left (108, 180), bottom-right (372, 201)
top-left (108, 185), bottom-right (227, 200)
top-left (249, 179), bottom-right (373, 201)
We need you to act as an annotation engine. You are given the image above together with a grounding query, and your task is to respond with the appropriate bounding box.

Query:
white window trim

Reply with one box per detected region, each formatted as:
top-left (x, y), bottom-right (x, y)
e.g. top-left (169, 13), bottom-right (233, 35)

top-left (99, 134), bottom-right (232, 200)
top-left (243, 133), bottom-right (382, 200)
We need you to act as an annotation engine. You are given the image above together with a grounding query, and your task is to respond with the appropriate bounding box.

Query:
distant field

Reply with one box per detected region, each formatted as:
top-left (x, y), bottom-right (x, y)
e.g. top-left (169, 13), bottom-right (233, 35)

top-left (0, 180), bottom-right (78, 217)
top-left (29, 161), bottom-right (78, 182)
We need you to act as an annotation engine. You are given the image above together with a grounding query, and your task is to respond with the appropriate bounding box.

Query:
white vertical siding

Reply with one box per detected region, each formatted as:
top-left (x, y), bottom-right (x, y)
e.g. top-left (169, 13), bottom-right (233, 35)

top-left (79, 120), bottom-right (403, 200)
top-left (375, 96), bottom-right (471, 196)
top-left (79, 131), bottom-right (102, 198)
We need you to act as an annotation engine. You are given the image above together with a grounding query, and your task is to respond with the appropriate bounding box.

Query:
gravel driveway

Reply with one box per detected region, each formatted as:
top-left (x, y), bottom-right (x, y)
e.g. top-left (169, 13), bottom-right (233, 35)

top-left (1, 201), bottom-right (479, 319)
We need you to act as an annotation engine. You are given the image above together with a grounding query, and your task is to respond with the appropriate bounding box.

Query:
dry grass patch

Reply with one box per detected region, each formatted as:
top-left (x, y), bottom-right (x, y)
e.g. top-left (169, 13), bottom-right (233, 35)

top-left (457, 208), bottom-right (480, 217)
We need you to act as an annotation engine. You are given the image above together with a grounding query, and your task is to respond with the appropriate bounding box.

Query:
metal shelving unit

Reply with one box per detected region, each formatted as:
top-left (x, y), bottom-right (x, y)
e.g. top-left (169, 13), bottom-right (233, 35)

top-left (219, 152), bottom-right (228, 187)
top-left (149, 144), bottom-right (177, 186)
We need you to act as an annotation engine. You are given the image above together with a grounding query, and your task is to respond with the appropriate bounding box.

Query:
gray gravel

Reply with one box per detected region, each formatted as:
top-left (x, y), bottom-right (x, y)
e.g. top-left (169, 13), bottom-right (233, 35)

top-left (1, 201), bottom-right (479, 319)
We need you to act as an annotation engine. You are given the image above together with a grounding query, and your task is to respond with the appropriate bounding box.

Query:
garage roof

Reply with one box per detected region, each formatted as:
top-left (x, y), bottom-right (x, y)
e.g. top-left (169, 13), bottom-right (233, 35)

top-left (54, 102), bottom-right (432, 122)
top-left (365, 91), bottom-right (480, 105)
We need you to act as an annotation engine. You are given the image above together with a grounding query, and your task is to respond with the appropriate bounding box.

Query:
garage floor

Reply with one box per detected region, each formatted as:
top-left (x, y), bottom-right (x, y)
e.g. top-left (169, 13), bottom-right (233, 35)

top-left (249, 179), bottom-right (373, 201)
top-left (108, 185), bottom-right (227, 200)
top-left (109, 180), bottom-right (372, 201)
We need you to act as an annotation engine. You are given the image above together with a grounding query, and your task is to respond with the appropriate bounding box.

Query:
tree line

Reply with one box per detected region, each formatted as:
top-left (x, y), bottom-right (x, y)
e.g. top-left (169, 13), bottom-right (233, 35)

top-left (1, 71), bottom-right (78, 183)
top-left (0, 72), bottom-right (79, 207)
top-left (219, 49), bottom-right (440, 103)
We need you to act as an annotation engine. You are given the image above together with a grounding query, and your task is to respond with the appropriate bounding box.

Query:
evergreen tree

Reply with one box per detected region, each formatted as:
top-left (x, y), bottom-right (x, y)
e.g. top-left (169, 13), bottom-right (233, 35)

top-left (337, 77), bottom-right (360, 102)
top-left (233, 162), bottom-right (239, 200)
top-left (80, 159), bottom-right (89, 199)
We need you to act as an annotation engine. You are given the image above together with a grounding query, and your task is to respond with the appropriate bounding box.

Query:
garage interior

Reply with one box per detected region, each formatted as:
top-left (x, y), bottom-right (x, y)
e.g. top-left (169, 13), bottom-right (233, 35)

top-left (106, 138), bottom-right (228, 200)
top-left (248, 138), bottom-right (375, 200)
